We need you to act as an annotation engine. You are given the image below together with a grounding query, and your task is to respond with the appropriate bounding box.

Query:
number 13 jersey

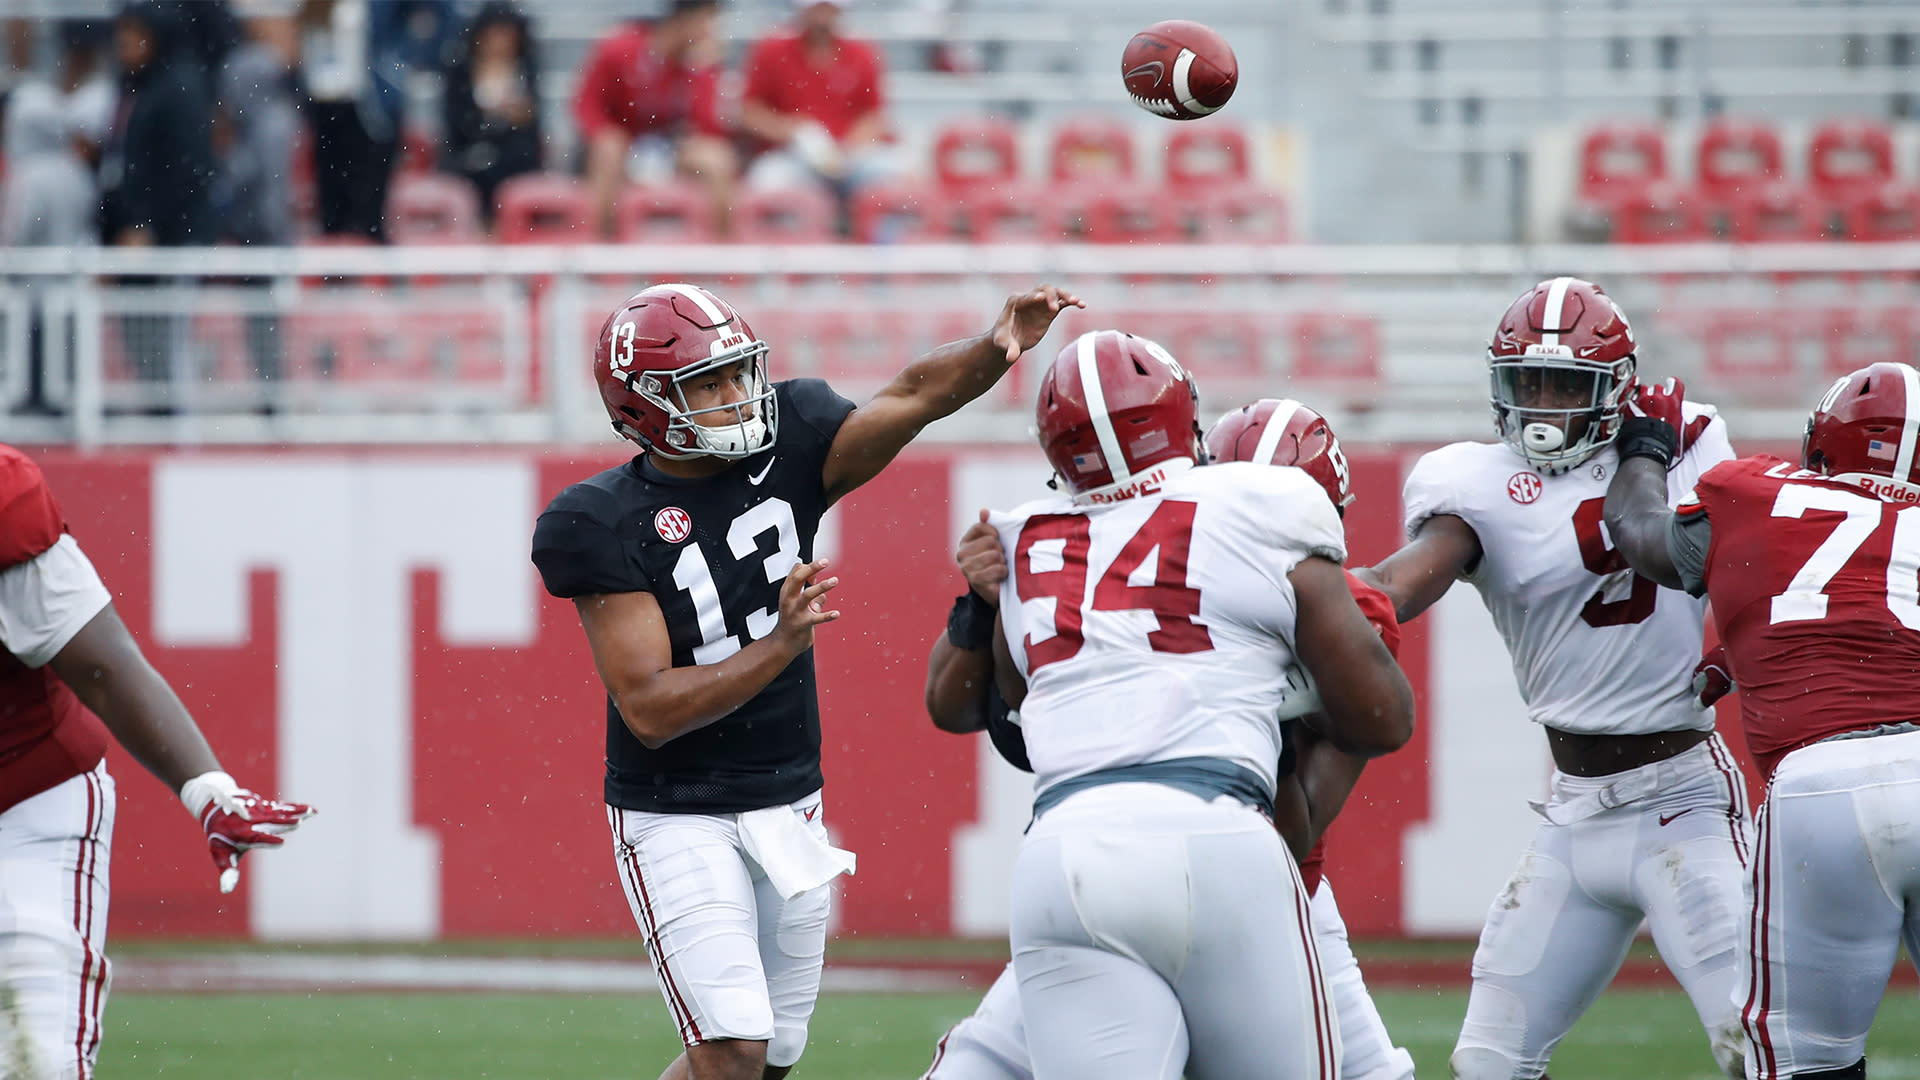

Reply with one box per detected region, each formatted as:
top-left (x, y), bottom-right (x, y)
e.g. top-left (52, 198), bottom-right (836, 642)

top-left (1400, 402), bottom-right (1734, 737)
top-left (532, 379), bottom-right (856, 815)
top-left (991, 460), bottom-right (1347, 797)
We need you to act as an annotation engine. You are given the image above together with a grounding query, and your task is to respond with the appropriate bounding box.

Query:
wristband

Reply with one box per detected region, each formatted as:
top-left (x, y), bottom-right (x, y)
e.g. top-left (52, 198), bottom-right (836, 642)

top-left (945, 590), bottom-right (998, 651)
top-left (1615, 416), bottom-right (1679, 469)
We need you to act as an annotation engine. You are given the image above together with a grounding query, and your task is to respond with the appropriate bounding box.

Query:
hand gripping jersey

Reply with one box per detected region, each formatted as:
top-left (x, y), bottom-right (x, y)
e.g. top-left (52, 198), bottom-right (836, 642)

top-left (992, 460), bottom-right (1347, 798)
top-left (532, 380), bottom-right (856, 814)
top-left (1402, 402), bottom-right (1734, 736)
top-left (0, 445), bottom-right (112, 812)
top-left (1674, 455), bottom-right (1920, 780)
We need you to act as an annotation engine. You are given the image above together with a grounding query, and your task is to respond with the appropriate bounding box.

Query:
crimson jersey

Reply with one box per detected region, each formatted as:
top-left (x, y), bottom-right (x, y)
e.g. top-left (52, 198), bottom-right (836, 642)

top-left (0, 445), bottom-right (110, 812)
top-left (1680, 454), bottom-right (1920, 779)
top-left (1297, 572), bottom-right (1401, 894)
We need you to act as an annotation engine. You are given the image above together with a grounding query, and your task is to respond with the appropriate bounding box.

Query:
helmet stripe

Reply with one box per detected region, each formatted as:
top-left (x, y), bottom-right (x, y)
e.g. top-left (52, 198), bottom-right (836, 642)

top-left (1897, 362), bottom-right (1920, 482)
top-left (658, 283), bottom-right (729, 327)
top-left (1077, 332), bottom-right (1132, 485)
top-left (1252, 399), bottom-right (1303, 466)
top-left (1538, 276), bottom-right (1574, 347)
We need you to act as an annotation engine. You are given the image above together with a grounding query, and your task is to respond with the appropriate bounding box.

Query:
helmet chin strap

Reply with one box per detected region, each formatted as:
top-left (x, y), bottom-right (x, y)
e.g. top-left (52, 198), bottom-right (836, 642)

top-left (1522, 422), bottom-right (1567, 454)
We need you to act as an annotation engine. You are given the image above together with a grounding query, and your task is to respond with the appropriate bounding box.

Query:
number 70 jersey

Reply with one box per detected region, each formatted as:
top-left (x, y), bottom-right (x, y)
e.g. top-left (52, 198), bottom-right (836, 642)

top-left (991, 460), bottom-right (1348, 796)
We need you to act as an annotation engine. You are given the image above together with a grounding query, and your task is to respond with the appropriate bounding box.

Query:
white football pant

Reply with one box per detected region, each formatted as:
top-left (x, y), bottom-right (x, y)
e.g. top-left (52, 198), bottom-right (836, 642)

top-left (1009, 784), bottom-right (1337, 1080)
top-left (1741, 728), bottom-right (1920, 1080)
top-left (0, 764), bottom-right (113, 1080)
top-left (1453, 735), bottom-right (1752, 1080)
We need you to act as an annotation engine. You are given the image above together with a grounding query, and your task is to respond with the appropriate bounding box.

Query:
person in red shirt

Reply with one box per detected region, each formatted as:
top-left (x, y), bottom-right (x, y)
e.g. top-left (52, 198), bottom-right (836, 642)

top-left (739, 0), bottom-right (899, 202)
top-left (1605, 364), bottom-right (1920, 1080)
top-left (572, 0), bottom-right (736, 237)
top-left (0, 443), bottom-right (312, 1079)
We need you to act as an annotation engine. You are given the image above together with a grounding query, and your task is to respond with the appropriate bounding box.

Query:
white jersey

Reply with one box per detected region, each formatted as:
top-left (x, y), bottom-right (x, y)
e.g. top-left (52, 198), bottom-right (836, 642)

top-left (993, 460), bottom-right (1346, 795)
top-left (1401, 403), bottom-right (1734, 736)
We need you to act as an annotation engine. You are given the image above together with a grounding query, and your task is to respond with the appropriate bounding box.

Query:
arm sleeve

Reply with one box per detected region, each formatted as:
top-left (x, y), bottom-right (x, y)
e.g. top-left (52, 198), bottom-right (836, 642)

top-left (0, 452), bottom-right (67, 568)
top-left (1668, 501), bottom-right (1713, 598)
top-left (0, 535), bottom-right (113, 668)
top-left (531, 506), bottom-right (647, 599)
top-left (781, 378), bottom-right (858, 471)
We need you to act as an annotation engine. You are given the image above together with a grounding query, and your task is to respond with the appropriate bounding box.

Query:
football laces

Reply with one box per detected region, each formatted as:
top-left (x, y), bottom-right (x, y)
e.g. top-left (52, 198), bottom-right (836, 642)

top-left (1129, 92), bottom-right (1180, 117)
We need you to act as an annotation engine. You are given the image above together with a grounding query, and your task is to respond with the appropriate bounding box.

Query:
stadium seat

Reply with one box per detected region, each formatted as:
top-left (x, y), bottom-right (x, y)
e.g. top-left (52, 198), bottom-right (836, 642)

top-left (1809, 118), bottom-right (1895, 201)
top-left (1290, 312), bottom-right (1381, 381)
top-left (1193, 185), bottom-right (1290, 243)
top-left (1075, 184), bottom-right (1182, 244)
top-left (1695, 118), bottom-right (1784, 201)
top-left (731, 185), bottom-right (837, 243)
top-left (384, 173), bottom-right (483, 245)
top-left (1700, 309), bottom-right (1798, 392)
top-left (1578, 121), bottom-right (1668, 207)
top-left (1724, 181), bottom-right (1832, 242)
top-left (1164, 125), bottom-right (1252, 189)
top-left (1838, 182), bottom-right (1920, 241)
top-left (950, 184), bottom-right (1066, 243)
top-left (493, 174), bottom-right (595, 244)
top-left (931, 118), bottom-right (1021, 192)
top-left (1050, 117), bottom-right (1136, 184)
top-left (398, 127), bottom-right (438, 177)
top-left (1822, 307), bottom-right (1915, 376)
top-left (614, 182), bottom-right (718, 243)
top-left (1611, 181), bottom-right (1708, 243)
top-left (850, 182), bottom-right (952, 243)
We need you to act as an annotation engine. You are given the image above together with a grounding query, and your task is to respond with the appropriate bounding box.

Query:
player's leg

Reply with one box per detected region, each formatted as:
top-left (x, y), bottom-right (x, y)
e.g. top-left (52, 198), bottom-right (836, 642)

top-left (1174, 820), bottom-right (1339, 1080)
top-left (751, 794), bottom-right (839, 1075)
top-left (1010, 816), bottom-right (1189, 1080)
top-left (0, 765), bottom-right (113, 1080)
top-left (1311, 881), bottom-right (1414, 1080)
top-left (920, 964), bottom-right (1034, 1080)
top-left (608, 806), bottom-right (777, 1080)
top-left (1450, 819), bottom-right (1640, 1080)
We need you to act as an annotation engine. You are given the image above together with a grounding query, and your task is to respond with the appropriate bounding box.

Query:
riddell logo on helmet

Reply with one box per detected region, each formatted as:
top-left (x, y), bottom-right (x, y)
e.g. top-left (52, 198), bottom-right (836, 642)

top-left (1087, 463), bottom-right (1176, 504)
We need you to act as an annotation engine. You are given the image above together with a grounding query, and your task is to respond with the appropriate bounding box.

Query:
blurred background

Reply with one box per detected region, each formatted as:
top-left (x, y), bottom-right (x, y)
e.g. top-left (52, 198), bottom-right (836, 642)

top-left (4, 1), bottom-right (1919, 1076)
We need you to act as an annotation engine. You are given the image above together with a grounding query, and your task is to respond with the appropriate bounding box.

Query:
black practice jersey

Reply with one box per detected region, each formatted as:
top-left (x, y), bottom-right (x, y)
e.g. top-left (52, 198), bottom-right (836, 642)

top-left (532, 379), bottom-right (857, 813)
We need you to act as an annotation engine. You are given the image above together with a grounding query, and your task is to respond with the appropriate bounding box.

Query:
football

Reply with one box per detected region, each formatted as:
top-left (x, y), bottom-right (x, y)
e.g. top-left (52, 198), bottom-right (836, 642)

top-left (1121, 20), bottom-right (1238, 121)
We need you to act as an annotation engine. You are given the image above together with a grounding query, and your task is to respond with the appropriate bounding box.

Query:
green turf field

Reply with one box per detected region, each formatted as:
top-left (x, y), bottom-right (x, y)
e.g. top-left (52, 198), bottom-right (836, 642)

top-left (99, 987), bottom-right (1920, 1079)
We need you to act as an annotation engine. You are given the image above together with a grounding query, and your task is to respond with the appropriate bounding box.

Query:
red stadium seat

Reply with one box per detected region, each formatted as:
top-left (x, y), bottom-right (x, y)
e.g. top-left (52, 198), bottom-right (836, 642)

top-left (1695, 118), bottom-right (1783, 201)
top-left (1611, 181), bottom-right (1708, 243)
top-left (732, 185), bottom-right (837, 244)
top-left (1050, 117), bottom-right (1136, 184)
top-left (1074, 184), bottom-right (1182, 244)
top-left (932, 118), bottom-right (1021, 193)
top-left (1838, 182), bottom-right (1920, 241)
top-left (1725, 181), bottom-right (1833, 243)
top-left (850, 182), bottom-right (952, 243)
top-left (385, 173), bottom-right (483, 245)
top-left (951, 184), bottom-right (1066, 243)
top-left (1822, 308), bottom-right (1916, 376)
top-left (1164, 125), bottom-right (1252, 189)
top-left (1193, 185), bottom-right (1289, 243)
top-left (1701, 310), bottom-right (1798, 392)
top-left (615, 182), bottom-right (718, 243)
top-left (1578, 121), bottom-right (1668, 207)
top-left (1809, 118), bottom-right (1895, 201)
top-left (493, 174), bottom-right (595, 244)
top-left (1290, 313), bottom-right (1381, 381)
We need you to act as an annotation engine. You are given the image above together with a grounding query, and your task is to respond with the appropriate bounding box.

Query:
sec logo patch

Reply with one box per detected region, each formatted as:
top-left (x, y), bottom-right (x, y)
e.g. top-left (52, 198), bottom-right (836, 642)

top-left (1507, 472), bottom-right (1543, 504)
top-left (654, 507), bottom-right (692, 543)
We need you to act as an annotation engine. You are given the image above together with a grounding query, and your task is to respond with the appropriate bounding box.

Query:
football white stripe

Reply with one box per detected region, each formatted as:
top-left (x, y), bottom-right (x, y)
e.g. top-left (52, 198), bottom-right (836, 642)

top-left (1896, 362), bottom-right (1920, 483)
top-left (659, 282), bottom-right (728, 327)
top-left (1539, 276), bottom-right (1574, 347)
top-left (1078, 333), bottom-right (1132, 485)
top-left (1252, 400), bottom-right (1302, 466)
top-left (1170, 49), bottom-right (1221, 116)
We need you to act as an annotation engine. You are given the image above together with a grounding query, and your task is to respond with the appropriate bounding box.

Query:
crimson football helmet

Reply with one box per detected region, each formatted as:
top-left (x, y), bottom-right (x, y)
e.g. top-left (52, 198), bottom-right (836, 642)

top-left (1804, 361), bottom-right (1920, 503)
top-left (1203, 398), bottom-right (1354, 512)
top-left (1488, 276), bottom-right (1638, 474)
top-left (595, 283), bottom-right (776, 459)
top-left (1037, 330), bottom-right (1202, 500)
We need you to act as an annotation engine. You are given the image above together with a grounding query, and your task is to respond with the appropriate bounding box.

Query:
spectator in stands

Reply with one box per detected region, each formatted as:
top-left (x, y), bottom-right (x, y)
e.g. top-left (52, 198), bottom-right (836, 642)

top-left (213, 7), bottom-right (300, 247)
top-left (740, 0), bottom-right (898, 203)
top-left (1, 19), bottom-right (114, 248)
top-left (573, 0), bottom-right (734, 238)
top-left (442, 0), bottom-right (541, 227)
top-left (299, 0), bottom-right (450, 242)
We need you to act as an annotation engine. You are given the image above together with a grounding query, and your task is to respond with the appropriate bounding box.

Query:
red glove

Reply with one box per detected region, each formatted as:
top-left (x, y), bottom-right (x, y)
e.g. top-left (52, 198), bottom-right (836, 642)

top-left (1618, 377), bottom-right (1687, 468)
top-left (1692, 644), bottom-right (1733, 710)
top-left (181, 771), bottom-right (316, 894)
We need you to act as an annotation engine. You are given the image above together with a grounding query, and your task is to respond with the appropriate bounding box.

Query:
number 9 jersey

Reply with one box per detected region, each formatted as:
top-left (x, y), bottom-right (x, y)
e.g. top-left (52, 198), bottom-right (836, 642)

top-left (1401, 401), bottom-right (1735, 737)
top-left (991, 459), bottom-right (1347, 798)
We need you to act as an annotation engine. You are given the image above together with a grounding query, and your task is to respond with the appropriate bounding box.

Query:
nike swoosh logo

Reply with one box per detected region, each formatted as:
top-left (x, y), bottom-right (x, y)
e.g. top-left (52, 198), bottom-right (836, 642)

top-left (1124, 61), bottom-right (1166, 86)
top-left (803, 805), bottom-right (819, 822)
top-left (748, 458), bottom-right (775, 486)
top-left (1657, 808), bottom-right (1700, 827)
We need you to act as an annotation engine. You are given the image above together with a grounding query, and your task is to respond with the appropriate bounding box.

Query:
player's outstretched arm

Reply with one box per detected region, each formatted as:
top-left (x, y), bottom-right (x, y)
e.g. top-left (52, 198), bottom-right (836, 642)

top-left (820, 286), bottom-right (1085, 504)
top-left (578, 557), bottom-right (840, 749)
top-left (1351, 514), bottom-right (1482, 624)
top-left (50, 604), bottom-right (314, 893)
top-left (1289, 556), bottom-right (1415, 758)
top-left (1602, 455), bottom-right (1683, 589)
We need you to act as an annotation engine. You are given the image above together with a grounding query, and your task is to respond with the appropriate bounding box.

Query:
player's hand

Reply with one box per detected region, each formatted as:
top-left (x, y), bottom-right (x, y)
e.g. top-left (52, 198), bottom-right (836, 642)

top-left (1692, 644), bottom-right (1733, 710)
top-left (989, 285), bottom-right (1085, 365)
top-left (775, 557), bottom-right (840, 654)
top-left (1626, 376), bottom-right (1687, 433)
top-left (180, 771), bottom-right (315, 894)
top-left (1617, 376), bottom-right (1686, 469)
top-left (956, 509), bottom-right (1006, 604)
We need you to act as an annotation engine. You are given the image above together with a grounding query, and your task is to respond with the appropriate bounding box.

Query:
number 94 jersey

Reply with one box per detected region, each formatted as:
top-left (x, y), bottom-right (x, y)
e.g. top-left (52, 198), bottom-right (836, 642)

top-left (1400, 402), bottom-right (1734, 737)
top-left (991, 460), bottom-right (1347, 796)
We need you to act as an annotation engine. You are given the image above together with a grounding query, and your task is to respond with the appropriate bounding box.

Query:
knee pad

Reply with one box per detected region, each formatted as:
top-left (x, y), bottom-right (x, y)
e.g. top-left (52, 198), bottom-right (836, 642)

top-left (1451, 1046), bottom-right (1529, 1080)
top-left (768, 1018), bottom-right (809, 1069)
top-left (1794, 1059), bottom-right (1866, 1080)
